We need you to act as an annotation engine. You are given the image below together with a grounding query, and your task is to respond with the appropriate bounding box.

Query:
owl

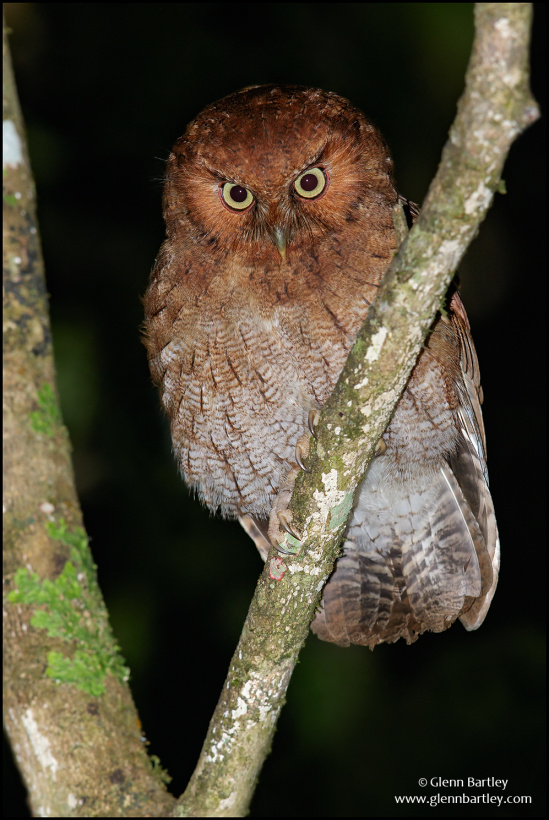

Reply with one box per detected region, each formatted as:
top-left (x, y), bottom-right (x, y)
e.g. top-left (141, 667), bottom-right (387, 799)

top-left (143, 84), bottom-right (499, 648)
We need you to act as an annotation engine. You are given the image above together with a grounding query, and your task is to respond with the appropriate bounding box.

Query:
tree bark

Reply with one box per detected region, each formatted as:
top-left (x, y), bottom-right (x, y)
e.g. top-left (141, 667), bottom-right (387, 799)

top-left (3, 15), bottom-right (175, 818)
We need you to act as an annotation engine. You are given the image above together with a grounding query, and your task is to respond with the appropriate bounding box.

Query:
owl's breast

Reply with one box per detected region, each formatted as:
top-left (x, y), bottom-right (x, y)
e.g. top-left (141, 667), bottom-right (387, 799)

top-left (145, 234), bottom-right (390, 518)
top-left (152, 290), bottom-right (349, 519)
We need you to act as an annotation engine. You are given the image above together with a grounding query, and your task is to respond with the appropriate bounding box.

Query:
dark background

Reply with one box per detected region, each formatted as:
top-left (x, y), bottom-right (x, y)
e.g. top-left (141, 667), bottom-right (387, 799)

top-left (4, 4), bottom-right (545, 816)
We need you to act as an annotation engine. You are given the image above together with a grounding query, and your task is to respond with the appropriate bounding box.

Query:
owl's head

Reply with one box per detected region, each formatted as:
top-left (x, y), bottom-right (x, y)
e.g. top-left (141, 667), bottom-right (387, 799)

top-left (163, 85), bottom-right (397, 263)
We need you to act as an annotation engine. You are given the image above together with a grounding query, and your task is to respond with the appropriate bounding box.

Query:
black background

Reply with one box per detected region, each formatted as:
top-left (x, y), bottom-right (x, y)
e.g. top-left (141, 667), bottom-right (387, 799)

top-left (4, 4), bottom-right (545, 816)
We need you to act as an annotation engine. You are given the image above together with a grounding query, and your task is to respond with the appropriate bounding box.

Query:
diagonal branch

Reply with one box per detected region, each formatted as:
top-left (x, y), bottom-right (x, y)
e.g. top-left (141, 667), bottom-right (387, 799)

top-left (176, 4), bottom-right (538, 817)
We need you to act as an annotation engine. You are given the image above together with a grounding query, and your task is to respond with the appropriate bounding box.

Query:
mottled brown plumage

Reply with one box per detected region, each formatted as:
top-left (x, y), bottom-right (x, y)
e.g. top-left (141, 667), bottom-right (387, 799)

top-left (144, 84), bottom-right (499, 647)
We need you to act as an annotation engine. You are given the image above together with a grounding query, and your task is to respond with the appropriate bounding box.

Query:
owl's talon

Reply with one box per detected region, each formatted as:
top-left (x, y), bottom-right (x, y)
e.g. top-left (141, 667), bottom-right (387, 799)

top-left (275, 510), bottom-right (302, 556)
top-left (295, 441), bottom-right (311, 473)
top-left (277, 511), bottom-right (301, 542)
top-left (374, 438), bottom-right (387, 457)
top-left (308, 408), bottom-right (320, 438)
top-left (275, 541), bottom-right (298, 557)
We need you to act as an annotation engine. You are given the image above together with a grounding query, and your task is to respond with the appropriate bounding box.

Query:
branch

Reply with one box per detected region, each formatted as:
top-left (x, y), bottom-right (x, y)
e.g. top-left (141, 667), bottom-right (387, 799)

top-left (3, 17), bottom-right (175, 817)
top-left (176, 4), bottom-right (538, 816)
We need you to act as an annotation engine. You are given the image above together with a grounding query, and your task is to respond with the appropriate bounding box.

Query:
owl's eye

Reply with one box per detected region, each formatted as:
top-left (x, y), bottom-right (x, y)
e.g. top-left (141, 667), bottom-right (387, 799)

top-left (294, 166), bottom-right (328, 200)
top-left (220, 183), bottom-right (254, 211)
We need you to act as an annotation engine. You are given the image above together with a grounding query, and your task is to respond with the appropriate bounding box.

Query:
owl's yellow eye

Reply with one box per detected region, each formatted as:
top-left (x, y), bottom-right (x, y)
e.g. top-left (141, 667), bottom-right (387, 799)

top-left (294, 166), bottom-right (328, 199)
top-left (220, 183), bottom-right (254, 211)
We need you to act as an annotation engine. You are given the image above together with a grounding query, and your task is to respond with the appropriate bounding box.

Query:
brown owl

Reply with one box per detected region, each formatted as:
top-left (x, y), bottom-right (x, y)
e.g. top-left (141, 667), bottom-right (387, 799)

top-left (143, 84), bottom-right (499, 648)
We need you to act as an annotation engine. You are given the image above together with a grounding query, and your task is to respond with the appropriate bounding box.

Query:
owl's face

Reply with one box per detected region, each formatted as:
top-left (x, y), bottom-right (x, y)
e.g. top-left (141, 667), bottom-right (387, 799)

top-left (163, 85), bottom-right (397, 265)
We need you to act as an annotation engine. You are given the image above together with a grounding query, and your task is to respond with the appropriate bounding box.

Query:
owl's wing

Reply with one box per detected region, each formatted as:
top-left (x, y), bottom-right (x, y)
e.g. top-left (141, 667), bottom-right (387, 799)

top-left (399, 202), bottom-right (499, 631)
top-left (310, 458), bottom-right (490, 648)
top-left (311, 293), bottom-right (500, 647)
top-left (448, 292), bottom-right (500, 629)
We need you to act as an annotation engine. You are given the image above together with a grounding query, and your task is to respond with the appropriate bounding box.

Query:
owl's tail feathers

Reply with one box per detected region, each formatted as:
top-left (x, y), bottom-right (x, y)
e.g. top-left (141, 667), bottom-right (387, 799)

top-left (312, 459), bottom-right (499, 648)
top-left (311, 542), bottom-right (418, 648)
top-left (240, 440), bottom-right (500, 648)
top-left (239, 514), bottom-right (271, 561)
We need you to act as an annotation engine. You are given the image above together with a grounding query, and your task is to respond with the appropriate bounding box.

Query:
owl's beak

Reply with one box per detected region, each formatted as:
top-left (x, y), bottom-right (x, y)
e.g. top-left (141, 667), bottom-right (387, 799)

top-left (272, 227), bottom-right (287, 261)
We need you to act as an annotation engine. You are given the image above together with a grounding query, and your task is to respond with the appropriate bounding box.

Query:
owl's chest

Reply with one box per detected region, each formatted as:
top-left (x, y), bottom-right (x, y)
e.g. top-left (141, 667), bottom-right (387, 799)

top-left (172, 300), bottom-right (347, 425)
top-left (159, 294), bottom-right (354, 516)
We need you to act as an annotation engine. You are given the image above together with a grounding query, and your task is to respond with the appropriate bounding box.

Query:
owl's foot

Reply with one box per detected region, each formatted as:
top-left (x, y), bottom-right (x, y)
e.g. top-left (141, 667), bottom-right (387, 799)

top-left (268, 465), bottom-right (302, 555)
top-left (268, 420), bottom-right (318, 554)
top-left (295, 439), bottom-right (311, 473)
top-left (295, 420), bottom-right (316, 471)
top-left (277, 511), bottom-right (301, 542)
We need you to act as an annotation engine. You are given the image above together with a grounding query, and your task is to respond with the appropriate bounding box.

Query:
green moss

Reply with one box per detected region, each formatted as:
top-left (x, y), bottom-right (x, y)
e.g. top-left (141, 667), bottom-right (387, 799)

top-left (278, 532), bottom-right (302, 555)
top-left (3, 168), bottom-right (18, 206)
top-left (29, 383), bottom-right (61, 438)
top-left (8, 518), bottom-right (129, 696)
top-left (3, 191), bottom-right (18, 206)
top-left (150, 754), bottom-right (173, 785)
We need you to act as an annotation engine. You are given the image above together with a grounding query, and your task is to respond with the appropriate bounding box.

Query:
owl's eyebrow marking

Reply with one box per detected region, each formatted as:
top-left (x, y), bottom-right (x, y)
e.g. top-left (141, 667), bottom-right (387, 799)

top-left (296, 143), bottom-right (329, 177)
top-left (200, 163), bottom-right (231, 183)
top-left (204, 164), bottom-right (253, 193)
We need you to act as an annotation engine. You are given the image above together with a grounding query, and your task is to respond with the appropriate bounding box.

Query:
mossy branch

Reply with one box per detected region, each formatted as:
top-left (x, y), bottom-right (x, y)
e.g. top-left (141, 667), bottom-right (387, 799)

top-left (3, 16), bottom-right (175, 817)
top-left (176, 5), bottom-right (538, 817)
